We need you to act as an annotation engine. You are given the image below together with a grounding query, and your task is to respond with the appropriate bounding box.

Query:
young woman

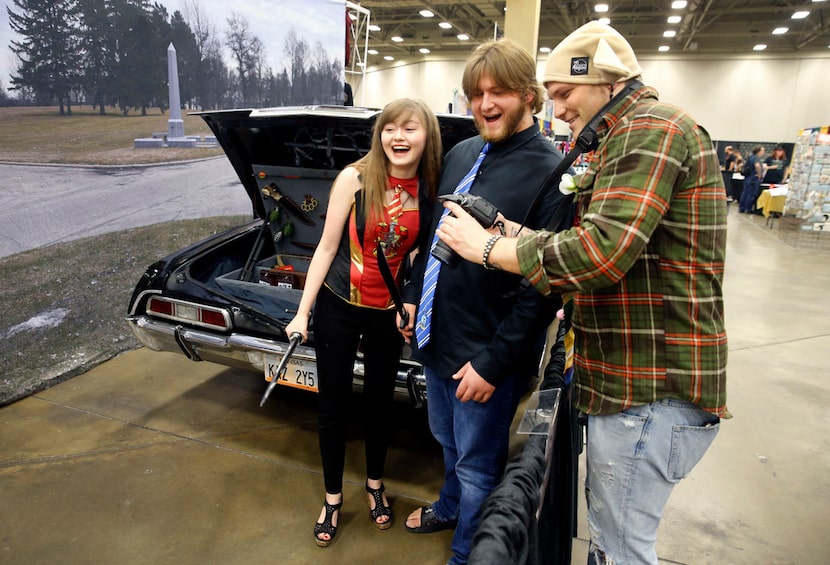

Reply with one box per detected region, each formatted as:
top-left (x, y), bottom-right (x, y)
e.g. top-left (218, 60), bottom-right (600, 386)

top-left (763, 145), bottom-right (790, 184)
top-left (284, 98), bottom-right (442, 547)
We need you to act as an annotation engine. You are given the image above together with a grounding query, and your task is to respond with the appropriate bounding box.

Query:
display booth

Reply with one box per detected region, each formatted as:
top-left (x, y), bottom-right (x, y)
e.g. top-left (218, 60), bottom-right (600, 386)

top-left (786, 127), bottom-right (830, 234)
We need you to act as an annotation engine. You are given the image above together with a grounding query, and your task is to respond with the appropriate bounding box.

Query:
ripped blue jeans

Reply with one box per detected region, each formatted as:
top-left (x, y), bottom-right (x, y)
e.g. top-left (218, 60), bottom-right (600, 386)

top-left (585, 399), bottom-right (720, 565)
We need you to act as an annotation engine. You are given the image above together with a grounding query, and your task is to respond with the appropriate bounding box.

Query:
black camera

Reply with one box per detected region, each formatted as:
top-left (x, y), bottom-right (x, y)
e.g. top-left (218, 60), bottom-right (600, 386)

top-left (431, 193), bottom-right (500, 267)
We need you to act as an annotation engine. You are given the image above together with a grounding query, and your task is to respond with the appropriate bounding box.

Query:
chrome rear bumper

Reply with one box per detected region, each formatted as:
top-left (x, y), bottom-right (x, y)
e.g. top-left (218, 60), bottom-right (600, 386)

top-left (126, 315), bottom-right (427, 407)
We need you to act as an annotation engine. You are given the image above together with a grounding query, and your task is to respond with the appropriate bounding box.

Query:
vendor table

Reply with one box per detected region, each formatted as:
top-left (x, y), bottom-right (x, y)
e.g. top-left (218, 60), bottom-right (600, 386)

top-left (756, 184), bottom-right (788, 227)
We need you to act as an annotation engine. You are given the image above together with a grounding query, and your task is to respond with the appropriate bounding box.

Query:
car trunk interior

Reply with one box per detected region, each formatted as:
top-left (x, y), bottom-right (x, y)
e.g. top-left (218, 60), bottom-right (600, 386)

top-left (182, 165), bottom-right (334, 328)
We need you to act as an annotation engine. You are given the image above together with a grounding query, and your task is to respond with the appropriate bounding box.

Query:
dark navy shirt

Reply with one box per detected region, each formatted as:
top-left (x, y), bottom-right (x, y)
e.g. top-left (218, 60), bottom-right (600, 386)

top-left (404, 120), bottom-right (570, 385)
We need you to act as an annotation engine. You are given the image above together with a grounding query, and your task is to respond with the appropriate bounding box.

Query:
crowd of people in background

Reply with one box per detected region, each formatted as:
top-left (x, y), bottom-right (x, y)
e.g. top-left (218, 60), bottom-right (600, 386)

top-left (721, 143), bottom-right (790, 213)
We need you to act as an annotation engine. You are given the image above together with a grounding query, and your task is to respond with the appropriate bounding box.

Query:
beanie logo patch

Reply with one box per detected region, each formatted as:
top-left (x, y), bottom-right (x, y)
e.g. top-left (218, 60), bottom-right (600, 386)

top-left (571, 57), bottom-right (589, 76)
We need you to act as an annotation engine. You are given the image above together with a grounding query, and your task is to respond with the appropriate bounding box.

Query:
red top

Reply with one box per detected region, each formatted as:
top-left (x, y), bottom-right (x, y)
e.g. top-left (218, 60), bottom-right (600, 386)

top-left (347, 176), bottom-right (420, 308)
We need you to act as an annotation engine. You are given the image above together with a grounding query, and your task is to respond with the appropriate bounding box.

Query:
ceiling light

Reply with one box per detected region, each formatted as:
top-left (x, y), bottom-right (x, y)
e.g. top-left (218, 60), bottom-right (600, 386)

top-left (772, 27), bottom-right (788, 35)
top-left (753, 44), bottom-right (767, 51)
top-left (598, 17), bottom-right (611, 25)
top-left (384, 55), bottom-right (395, 61)
top-left (368, 49), bottom-right (378, 55)
top-left (391, 36), bottom-right (404, 42)
top-left (671, 1), bottom-right (687, 9)
top-left (792, 11), bottom-right (810, 19)
top-left (419, 48), bottom-right (430, 54)
top-left (658, 45), bottom-right (670, 52)
top-left (663, 30), bottom-right (676, 38)
top-left (595, 3), bottom-right (609, 13)
top-left (667, 15), bottom-right (681, 24)
top-left (419, 10), bottom-right (434, 18)
top-left (368, 24), bottom-right (380, 32)
top-left (457, 33), bottom-right (470, 41)
top-left (439, 22), bottom-right (453, 29)
top-left (539, 46), bottom-right (551, 53)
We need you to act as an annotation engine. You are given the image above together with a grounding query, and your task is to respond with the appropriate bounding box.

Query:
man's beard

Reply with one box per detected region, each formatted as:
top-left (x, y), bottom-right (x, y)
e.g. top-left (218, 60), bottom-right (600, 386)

top-left (475, 104), bottom-right (525, 144)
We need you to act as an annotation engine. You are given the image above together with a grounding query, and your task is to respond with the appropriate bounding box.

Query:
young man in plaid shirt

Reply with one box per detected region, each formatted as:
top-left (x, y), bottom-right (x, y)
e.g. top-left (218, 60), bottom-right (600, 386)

top-left (436, 22), bottom-right (730, 565)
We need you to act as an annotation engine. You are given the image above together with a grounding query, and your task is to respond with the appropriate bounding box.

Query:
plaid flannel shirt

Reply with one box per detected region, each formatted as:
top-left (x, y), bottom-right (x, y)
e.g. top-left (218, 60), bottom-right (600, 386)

top-left (517, 86), bottom-right (730, 418)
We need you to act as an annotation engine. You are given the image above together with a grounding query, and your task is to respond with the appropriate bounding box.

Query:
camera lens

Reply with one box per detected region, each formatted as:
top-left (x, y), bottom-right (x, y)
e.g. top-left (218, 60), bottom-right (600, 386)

top-left (431, 239), bottom-right (460, 267)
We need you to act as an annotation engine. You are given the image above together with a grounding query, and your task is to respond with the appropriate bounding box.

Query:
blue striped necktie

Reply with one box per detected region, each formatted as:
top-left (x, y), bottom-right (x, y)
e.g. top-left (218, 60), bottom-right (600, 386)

top-left (415, 142), bottom-right (490, 348)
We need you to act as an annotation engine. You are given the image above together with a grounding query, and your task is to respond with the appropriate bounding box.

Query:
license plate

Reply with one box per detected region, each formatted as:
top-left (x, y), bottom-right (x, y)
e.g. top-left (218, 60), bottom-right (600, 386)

top-left (264, 355), bottom-right (318, 393)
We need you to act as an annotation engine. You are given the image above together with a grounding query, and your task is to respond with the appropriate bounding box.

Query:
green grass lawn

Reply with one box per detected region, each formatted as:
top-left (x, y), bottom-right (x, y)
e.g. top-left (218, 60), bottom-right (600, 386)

top-left (0, 105), bottom-right (224, 165)
top-left (0, 105), bottom-right (241, 405)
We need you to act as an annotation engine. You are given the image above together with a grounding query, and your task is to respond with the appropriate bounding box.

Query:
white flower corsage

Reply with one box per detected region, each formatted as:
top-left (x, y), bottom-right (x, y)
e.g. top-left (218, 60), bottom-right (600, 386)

top-left (558, 173), bottom-right (579, 196)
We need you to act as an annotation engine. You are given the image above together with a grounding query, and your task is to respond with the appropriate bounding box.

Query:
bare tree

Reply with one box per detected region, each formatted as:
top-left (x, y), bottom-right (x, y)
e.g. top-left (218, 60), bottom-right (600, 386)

top-left (309, 41), bottom-right (341, 105)
top-left (283, 29), bottom-right (308, 105)
top-left (248, 36), bottom-right (266, 107)
top-left (225, 13), bottom-right (263, 107)
top-left (184, 0), bottom-right (228, 109)
top-left (184, 0), bottom-right (221, 67)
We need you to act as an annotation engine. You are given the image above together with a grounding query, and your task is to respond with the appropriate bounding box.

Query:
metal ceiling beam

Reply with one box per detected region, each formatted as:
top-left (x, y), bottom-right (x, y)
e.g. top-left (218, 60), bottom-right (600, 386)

top-left (356, 0), bottom-right (830, 65)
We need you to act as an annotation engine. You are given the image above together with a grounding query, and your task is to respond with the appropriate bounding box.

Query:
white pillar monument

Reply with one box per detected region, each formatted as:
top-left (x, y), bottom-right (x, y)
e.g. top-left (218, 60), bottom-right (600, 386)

top-left (135, 42), bottom-right (202, 148)
top-left (167, 43), bottom-right (185, 139)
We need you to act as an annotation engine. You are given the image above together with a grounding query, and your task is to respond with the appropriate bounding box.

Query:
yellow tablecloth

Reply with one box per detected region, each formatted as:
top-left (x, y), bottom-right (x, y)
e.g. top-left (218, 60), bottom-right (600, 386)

top-left (757, 190), bottom-right (786, 218)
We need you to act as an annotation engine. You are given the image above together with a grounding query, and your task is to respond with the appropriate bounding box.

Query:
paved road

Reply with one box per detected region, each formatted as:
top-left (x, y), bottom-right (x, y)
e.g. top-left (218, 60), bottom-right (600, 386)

top-left (0, 157), bottom-right (254, 259)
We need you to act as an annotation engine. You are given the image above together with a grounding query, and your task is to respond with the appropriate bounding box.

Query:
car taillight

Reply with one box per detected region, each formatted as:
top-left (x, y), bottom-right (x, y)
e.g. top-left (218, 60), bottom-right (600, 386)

top-left (200, 309), bottom-right (227, 328)
top-left (147, 297), bottom-right (230, 331)
top-left (148, 298), bottom-right (174, 316)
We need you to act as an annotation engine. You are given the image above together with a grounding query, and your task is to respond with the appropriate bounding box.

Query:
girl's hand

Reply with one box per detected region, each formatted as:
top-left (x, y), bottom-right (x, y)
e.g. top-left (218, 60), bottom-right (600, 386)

top-left (285, 314), bottom-right (309, 343)
top-left (397, 303), bottom-right (417, 343)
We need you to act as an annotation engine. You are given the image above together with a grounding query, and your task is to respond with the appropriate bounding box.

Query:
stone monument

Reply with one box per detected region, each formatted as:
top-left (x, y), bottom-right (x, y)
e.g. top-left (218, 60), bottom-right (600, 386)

top-left (167, 42), bottom-right (185, 138)
top-left (163, 43), bottom-right (196, 147)
top-left (135, 42), bottom-right (209, 148)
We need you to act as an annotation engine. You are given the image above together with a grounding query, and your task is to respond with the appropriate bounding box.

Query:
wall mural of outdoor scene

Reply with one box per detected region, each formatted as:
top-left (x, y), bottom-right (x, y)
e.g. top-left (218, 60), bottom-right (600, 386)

top-left (3, 0), bottom-right (346, 113)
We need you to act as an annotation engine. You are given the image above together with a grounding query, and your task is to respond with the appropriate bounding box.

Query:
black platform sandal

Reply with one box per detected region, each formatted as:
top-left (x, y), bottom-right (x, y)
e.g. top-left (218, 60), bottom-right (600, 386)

top-left (365, 481), bottom-right (393, 530)
top-left (313, 499), bottom-right (342, 547)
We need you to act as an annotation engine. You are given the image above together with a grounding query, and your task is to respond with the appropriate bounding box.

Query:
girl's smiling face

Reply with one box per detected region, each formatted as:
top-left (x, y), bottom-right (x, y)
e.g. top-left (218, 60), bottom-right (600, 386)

top-left (381, 113), bottom-right (427, 178)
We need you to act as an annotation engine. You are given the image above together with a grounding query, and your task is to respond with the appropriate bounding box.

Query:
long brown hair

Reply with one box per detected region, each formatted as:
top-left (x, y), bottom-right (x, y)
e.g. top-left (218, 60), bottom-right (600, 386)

top-left (354, 98), bottom-right (443, 221)
top-left (462, 38), bottom-right (545, 114)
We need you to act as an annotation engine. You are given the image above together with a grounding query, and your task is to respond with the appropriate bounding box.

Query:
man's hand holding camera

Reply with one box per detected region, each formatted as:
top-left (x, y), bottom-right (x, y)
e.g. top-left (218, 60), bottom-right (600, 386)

top-left (437, 200), bottom-right (523, 275)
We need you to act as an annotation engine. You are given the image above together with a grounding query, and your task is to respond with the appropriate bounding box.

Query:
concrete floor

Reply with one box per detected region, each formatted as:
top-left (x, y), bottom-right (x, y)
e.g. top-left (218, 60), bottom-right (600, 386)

top-left (2, 208), bottom-right (829, 564)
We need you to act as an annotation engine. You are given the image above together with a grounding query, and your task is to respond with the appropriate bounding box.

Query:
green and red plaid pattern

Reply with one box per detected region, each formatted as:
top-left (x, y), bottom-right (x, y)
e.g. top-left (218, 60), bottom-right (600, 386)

top-left (517, 86), bottom-right (730, 418)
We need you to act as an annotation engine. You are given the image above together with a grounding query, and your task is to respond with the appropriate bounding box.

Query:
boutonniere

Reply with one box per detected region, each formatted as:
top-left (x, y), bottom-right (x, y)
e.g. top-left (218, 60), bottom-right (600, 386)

top-left (558, 173), bottom-right (580, 196)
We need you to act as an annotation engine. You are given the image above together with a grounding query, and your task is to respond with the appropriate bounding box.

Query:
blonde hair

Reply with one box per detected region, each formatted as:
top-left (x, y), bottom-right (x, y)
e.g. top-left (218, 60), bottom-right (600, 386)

top-left (462, 38), bottom-right (545, 114)
top-left (354, 98), bottom-right (443, 220)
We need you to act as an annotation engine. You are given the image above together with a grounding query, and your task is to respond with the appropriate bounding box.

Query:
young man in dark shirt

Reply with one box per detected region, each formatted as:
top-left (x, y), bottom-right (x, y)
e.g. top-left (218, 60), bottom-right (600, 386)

top-left (399, 38), bottom-right (570, 565)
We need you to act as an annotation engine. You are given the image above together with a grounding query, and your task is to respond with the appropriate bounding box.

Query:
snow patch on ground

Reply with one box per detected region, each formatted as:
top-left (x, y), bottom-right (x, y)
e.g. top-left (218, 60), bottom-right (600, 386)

top-left (5, 308), bottom-right (70, 338)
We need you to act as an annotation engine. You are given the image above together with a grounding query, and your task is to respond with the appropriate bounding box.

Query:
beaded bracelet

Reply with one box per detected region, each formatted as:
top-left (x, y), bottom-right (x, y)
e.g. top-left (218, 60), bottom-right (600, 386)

top-left (482, 234), bottom-right (502, 270)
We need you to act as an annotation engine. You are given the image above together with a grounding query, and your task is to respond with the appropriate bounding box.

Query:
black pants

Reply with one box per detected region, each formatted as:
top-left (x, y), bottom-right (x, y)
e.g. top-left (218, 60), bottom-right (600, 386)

top-left (313, 285), bottom-right (402, 494)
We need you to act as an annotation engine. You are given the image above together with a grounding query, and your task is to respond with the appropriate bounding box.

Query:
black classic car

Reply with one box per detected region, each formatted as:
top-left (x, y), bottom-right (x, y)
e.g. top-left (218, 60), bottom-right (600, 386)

top-left (126, 105), bottom-right (477, 407)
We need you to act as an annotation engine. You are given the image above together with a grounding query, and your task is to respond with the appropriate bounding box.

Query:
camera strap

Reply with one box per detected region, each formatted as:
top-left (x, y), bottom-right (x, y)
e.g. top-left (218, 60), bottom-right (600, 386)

top-left (498, 82), bottom-right (643, 301)
top-left (517, 80), bottom-right (643, 232)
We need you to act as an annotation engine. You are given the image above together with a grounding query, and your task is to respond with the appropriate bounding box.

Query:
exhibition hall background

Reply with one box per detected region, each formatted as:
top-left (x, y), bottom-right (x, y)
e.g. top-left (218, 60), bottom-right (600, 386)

top-left (352, 52), bottom-right (830, 143)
